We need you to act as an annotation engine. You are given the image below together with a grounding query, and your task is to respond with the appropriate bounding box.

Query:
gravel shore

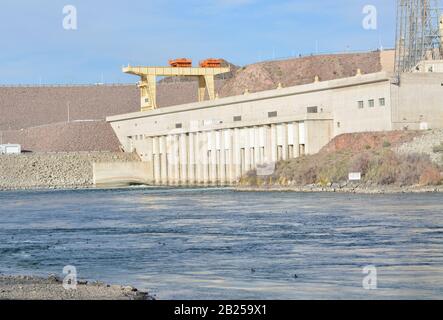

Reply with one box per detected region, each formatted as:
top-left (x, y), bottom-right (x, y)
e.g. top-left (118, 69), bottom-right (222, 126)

top-left (0, 275), bottom-right (153, 300)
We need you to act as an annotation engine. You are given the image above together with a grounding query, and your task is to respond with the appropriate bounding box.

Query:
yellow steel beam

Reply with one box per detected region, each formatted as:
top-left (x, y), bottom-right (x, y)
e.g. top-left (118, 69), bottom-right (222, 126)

top-left (123, 66), bottom-right (230, 77)
top-left (123, 65), bottom-right (231, 112)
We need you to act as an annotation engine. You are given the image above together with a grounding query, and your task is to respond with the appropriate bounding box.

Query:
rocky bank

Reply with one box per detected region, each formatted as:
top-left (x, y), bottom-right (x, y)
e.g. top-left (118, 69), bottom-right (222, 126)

top-left (0, 152), bottom-right (140, 191)
top-left (0, 275), bottom-right (153, 300)
top-left (236, 183), bottom-right (443, 194)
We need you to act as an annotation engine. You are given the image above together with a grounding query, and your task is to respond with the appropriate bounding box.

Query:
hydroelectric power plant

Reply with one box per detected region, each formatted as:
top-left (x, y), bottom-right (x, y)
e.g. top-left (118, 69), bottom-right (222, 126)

top-left (101, 1), bottom-right (443, 186)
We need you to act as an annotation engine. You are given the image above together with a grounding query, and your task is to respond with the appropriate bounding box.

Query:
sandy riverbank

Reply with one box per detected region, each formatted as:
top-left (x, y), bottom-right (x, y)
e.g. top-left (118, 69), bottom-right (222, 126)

top-left (0, 275), bottom-right (153, 300)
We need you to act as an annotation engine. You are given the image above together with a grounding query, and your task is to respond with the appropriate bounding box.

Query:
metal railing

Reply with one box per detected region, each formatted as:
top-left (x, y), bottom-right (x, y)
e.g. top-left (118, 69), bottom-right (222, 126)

top-left (0, 83), bottom-right (136, 88)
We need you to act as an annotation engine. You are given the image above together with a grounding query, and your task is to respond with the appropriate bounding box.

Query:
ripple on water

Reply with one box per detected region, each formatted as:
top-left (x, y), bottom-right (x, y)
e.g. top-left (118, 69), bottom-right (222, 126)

top-left (0, 188), bottom-right (442, 299)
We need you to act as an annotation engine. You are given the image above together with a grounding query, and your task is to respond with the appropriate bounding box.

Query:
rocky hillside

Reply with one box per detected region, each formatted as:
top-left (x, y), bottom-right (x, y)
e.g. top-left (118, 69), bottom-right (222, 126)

top-left (396, 129), bottom-right (443, 166)
top-left (219, 51), bottom-right (385, 96)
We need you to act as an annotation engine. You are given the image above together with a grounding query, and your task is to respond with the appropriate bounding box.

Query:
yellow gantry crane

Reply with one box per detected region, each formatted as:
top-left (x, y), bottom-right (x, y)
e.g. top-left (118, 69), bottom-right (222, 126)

top-left (123, 58), bottom-right (230, 112)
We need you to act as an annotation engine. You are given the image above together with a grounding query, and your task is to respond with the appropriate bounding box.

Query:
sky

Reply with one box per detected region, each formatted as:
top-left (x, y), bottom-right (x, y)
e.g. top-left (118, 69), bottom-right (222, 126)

top-left (0, 0), bottom-right (396, 84)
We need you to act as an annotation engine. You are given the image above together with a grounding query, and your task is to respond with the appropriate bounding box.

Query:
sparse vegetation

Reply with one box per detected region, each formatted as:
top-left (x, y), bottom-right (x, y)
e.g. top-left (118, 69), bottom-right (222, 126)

top-left (432, 143), bottom-right (443, 153)
top-left (383, 141), bottom-right (392, 148)
top-left (241, 133), bottom-right (442, 188)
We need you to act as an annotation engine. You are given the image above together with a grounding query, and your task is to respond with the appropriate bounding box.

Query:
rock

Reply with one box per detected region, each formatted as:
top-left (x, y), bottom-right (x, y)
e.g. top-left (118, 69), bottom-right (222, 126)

top-left (0, 275), bottom-right (153, 300)
top-left (0, 152), bottom-right (139, 190)
top-left (47, 274), bottom-right (61, 283)
top-left (122, 286), bottom-right (136, 292)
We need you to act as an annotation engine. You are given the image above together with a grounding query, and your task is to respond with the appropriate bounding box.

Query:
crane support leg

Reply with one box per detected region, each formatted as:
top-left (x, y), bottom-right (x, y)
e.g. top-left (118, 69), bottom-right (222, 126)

top-left (140, 75), bottom-right (157, 111)
top-left (198, 76), bottom-right (206, 102)
top-left (204, 75), bottom-right (215, 101)
top-left (198, 75), bottom-right (216, 102)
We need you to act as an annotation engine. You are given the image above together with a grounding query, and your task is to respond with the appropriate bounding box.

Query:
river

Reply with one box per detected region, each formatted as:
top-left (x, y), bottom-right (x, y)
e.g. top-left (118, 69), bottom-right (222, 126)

top-left (0, 188), bottom-right (442, 299)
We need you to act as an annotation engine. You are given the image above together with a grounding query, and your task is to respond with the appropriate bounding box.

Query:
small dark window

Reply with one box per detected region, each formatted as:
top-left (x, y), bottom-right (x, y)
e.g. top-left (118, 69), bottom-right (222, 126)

top-left (379, 98), bottom-right (386, 106)
top-left (175, 123), bottom-right (183, 129)
top-left (268, 111), bottom-right (278, 118)
top-left (358, 101), bottom-right (364, 109)
top-left (233, 116), bottom-right (242, 122)
top-left (368, 100), bottom-right (375, 108)
top-left (337, 122), bottom-right (341, 128)
top-left (307, 106), bottom-right (318, 114)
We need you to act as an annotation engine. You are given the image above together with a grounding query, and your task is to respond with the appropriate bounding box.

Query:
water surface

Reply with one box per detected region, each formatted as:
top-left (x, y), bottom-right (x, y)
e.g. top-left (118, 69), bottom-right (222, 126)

top-left (0, 188), bottom-right (442, 299)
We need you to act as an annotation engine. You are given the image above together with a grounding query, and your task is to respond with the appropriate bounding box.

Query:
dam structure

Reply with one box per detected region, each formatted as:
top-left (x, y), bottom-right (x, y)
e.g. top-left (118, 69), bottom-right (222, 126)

top-left (107, 67), bottom-right (443, 186)
top-left (106, 1), bottom-right (443, 186)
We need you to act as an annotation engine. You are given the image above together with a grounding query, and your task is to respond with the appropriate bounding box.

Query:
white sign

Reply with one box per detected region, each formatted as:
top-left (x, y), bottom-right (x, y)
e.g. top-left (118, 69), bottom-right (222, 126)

top-left (349, 172), bottom-right (362, 181)
top-left (420, 122), bottom-right (429, 130)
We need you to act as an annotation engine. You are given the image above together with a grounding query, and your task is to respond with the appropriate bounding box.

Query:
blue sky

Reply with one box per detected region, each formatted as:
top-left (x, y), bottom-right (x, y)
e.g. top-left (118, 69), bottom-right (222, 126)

top-left (0, 0), bottom-right (396, 84)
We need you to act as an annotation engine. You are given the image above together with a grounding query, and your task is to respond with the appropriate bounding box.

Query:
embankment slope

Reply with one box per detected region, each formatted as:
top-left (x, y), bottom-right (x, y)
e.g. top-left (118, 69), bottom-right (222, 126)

top-left (0, 152), bottom-right (140, 190)
top-left (240, 130), bottom-right (443, 192)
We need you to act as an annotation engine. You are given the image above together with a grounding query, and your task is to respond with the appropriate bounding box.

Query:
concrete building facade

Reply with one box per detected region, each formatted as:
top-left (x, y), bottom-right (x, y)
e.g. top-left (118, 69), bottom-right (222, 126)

top-left (107, 71), bottom-right (443, 186)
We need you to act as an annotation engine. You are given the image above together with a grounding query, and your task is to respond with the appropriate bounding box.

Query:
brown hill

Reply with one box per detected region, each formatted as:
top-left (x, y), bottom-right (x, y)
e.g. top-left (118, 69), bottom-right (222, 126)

top-left (0, 85), bottom-right (139, 131)
top-left (219, 51), bottom-right (385, 96)
top-left (1, 121), bottom-right (121, 152)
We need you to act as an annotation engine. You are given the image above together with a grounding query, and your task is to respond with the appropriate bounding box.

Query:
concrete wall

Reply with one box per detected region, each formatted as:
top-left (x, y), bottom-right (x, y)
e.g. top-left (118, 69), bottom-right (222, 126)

top-left (93, 162), bottom-right (153, 186)
top-left (391, 73), bottom-right (443, 130)
top-left (332, 78), bottom-right (392, 136)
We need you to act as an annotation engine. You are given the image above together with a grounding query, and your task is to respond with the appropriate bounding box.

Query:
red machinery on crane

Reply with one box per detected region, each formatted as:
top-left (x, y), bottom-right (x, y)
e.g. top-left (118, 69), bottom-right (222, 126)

top-left (168, 58), bottom-right (192, 68)
top-left (199, 59), bottom-right (222, 68)
top-left (168, 58), bottom-right (223, 68)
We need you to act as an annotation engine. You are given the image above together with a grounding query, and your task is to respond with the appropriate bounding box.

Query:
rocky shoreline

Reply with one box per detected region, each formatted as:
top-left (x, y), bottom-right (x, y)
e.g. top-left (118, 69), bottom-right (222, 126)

top-left (0, 152), bottom-right (140, 191)
top-left (0, 275), bottom-right (153, 300)
top-left (236, 183), bottom-right (443, 194)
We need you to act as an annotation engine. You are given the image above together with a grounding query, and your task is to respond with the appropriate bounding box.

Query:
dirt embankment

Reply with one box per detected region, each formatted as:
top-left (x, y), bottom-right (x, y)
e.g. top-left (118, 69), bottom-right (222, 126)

top-left (0, 152), bottom-right (140, 191)
top-left (1, 121), bottom-right (121, 153)
top-left (0, 275), bottom-right (152, 300)
top-left (240, 130), bottom-right (443, 193)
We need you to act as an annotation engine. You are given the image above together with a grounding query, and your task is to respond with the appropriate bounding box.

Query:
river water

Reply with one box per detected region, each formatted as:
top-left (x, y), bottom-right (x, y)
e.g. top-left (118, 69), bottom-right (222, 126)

top-left (0, 187), bottom-right (442, 299)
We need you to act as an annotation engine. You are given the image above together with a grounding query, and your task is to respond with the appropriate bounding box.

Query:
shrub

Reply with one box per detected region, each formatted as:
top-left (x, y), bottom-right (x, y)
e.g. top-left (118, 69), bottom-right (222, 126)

top-left (432, 143), bottom-right (443, 153)
top-left (383, 141), bottom-right (392, 148)
top-left (419, 166), bottom-right (442, 186)
top-left (349, 152), bottom-right (371, 174)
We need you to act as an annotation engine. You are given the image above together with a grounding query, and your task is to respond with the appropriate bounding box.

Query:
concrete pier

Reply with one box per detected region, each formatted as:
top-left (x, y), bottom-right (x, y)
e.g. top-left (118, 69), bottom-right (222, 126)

top-left (115, 119), bottom-right (320, 185)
